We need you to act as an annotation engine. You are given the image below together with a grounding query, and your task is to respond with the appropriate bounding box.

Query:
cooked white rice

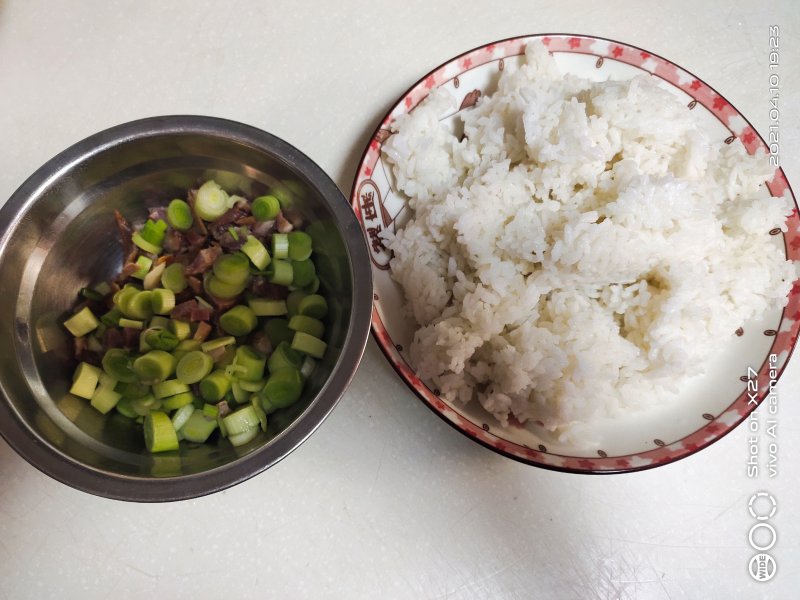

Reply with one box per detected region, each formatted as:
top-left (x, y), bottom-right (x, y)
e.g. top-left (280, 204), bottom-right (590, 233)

top-left (381, 43), bottom-right (796, 431)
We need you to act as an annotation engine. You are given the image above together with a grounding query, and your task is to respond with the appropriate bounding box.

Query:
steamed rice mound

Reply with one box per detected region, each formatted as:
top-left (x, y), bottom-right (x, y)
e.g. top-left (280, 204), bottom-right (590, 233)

top-left (381, 43), bottom-right (796, 432)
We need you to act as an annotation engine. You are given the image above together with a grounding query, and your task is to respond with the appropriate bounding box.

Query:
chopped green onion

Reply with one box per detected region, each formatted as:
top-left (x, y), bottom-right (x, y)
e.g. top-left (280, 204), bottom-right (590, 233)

top-left (297, 294), bottom-right (328, 319)
top-left (205, 274), bottom-right (245, 300)
top-left (251, 396), bottom-right (268, 432)
top-left (264, 318), bottom-right (294, 346)
top-left (151, 288), bottom-right (175, 315)
top-left (267, 341), bottom-right (302, 374)
top-left (90, 384), bottom-right (122, 414)
top-left (266, 259), bottom-right (293, 286)
top-left (116, 397), bottom-right (137, 419)
top-left (167, 199), bottom-right (193, 231)
top-left (300, 356), bottom-right (316, 378)
top-left (248, 297), bottom-right (287, 317)
top-left (171, 404), bottom-right (195, 431)
top-left (222, 405), bottom-right (259, 435)
top-left (131, 255), bottom-right (153, 280)
top-left (287, 231), bottom-right (313, 261)
top-left (195, 180), bottom-right (229, 221)
top-left (219, 305), bottom-right (257, 337)
top-left (80, 287), bottom-right (105, 302)
top-left (291, 259), bottom-right (316, 288)
top-left (233, 345), bottom-right (266, 382)
top-left (133, 350), bottom-right (176, 385)
top-left (176, 350), bottom-right (214, 384)
top-left (119, 317), bottom-right (144, 330)
top-left (262, 367), bottom-right (303, 409)
top-left (144, 328), bottom-right (179, 351)
top-left (114, 284), bottom-right (140, 313)
top-left (143, 261), bottom-right (166, 290)
top-left (144, 411), bottom-right (179, 453)
top-left (271, 233), bottom-right (289, 259)
top-left (231, 380), bottom-right (249, 404)
top-left (115, 380), bottom-right (150, 399)
top-left (285, 290), bottom-right (306, 317)
top-left (172, 339), bottom-right (202, 363)
top-left (252, 195), bottom-right (281, 221)
top-left (161, 263), bottom-right (187, 293)
top-left (63, 306), bottom-right (99, 337)
top-left (291, 331), bottom-right (327, 358)
top-left (200, 336), bottom-right (236, 353)
top-left (140, 219), bottom-right (167, 246)
top-left (124, 290), bottom-right (153, 320)
top-left (150, 315), bottom-right (170, 330)
top-left (152, 379), bottom-right (190, 400)
top-left (69, 362), bottom-right (101, 399)
top-left (131, 393), bottom-right (158, 416)
top-left (161, 391), bottom-right (195, 411)
top-left (203, 403), bottom-right (220, 418)
top-left (228, 425), bottom-right (260, 447)
top-left (241, 236), bottom-right (271, 270)
top-left (288, 315), bottom-right (325, 338)
top-left (102, 348), bottom-right (138, 382)
top-left (228, 226), bottom-right (239, 241)
top-left (199, 369), bottom-right (231, 403)
top-left (180, 410), bottom-right (218, 443)
top-left (213, 253), bottom-right (251, 286)
top-left (170, 319), bottom-right (191, 340)
top-left (100, 307), bottom-right (123, 328)
top-left (131, 232), bottom-right (161, 255)
top-left (238, 378), bottom-right (265, 393)
top-left (216, 345), bottom-right (237, 367)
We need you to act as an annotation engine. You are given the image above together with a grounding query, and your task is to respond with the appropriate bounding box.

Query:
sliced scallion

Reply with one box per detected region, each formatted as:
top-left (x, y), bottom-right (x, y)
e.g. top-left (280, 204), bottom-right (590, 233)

top-left (219, 305), bottom-right (257, 337)
top-left (63, 306), bottom-right (100, 337)
top-left (180, 410), bottom-right (218, 443)
top-left (195, 180), bottom-right (229, 221)
top-left (200, 336), bottom-right (236, 353)
top-left (266, 259), bottom-right (293, 286)
top-left (133, 350), bottom-right (176, 385)
top-left (153, 379), bottom-right (190, 400)
top-left (267, 341), bottom-right (302, 374)
top-left (291, 331), bottom-right (327, 359)
top-left (161, 391), bottom-right (195, 411)
top-left (297, 294), bottom-right (328, 319)
top-left (171, 404), bottom-right (195, 431)
top-left (161, 263), bottom-right (187, 293)
top-left (271, 233), bottom-right (289, 259)
top-left (167, 199), bottom-right (193, 231)
top-left (233, 345), bottom-right (266, 382)
top-left (291, 259), bottom-right (316, 288)
top-left (213, 253), bottom-right (250, 286)
top-left (288, 315), bottom-right (324, 338)
top-left (144, 411), bottom-right (179, 453)
top-left (176, 350), bottom-right (214, 384)
top-left (228, 426), bottom-right (259, 447)
top-left (241, 236), bottom-right (271, 270)
top-left (151, 288), bottom-right (175, 315)
top-left (131, 255), bottom-right (153, 280)
top-left (248, 297), bottom-right (287, 317)
top-left (102, 348), bottom-right (138, 383)
top-left (261, 367), bottom-right (303, 409)
top-left (252, 195), bottom-right (280, 221)
top-left (69, 362), bottom-right (101, 399)
top-left (287, 231), bottom-right (313, 261)
top-left (199, 369), bottom-right (231, 403)
top-left (131, 232), bottom-right (161, 255)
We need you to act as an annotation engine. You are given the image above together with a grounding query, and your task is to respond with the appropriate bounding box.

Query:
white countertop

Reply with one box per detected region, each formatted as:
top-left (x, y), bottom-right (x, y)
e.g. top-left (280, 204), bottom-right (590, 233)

top-left (0, 1), bottom-right (798, 598)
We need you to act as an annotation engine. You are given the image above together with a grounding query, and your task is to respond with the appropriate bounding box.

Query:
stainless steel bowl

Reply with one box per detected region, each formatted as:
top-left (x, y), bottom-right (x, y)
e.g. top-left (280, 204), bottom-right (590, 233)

top-left (0, 116), bottom-right (372, 501)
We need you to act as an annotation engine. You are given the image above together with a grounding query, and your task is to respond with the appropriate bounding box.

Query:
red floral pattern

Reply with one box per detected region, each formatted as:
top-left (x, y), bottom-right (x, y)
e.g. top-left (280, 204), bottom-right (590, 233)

top-left (351, 34), bottom-right (800, 473)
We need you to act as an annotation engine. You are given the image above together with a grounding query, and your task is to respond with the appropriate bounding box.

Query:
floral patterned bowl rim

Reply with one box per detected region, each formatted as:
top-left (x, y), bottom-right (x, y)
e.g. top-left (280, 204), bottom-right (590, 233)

top-left (350, 33), bottom-right (799, 474)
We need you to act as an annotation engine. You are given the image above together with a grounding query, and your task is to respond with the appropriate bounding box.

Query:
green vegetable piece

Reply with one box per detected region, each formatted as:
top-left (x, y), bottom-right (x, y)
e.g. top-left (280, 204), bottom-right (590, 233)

top-left (90, 384), bottom-right (122, 415)
top-left (288, 315), bottom-right (324, 338)
top-left (102, 348), bottom-right (138, 383)
top-left (251, 396), bottom-right (268, 432)
top-left (171, 404), bottom-right (195, 431)
top-left (291, 259), bottom-right (316, 288)
top-left (172, 339), bottom-right (201, 363)
top-left (100, 307), bottom-right (123, 328)
top-left (205, 274), bottom-right (245, 300)
top-left (287, 231), bottom-right (313, 261)
top-left (261, 367), bottom-right (303, 409)
top-left (266, 259), bottom-right (293, 286)
top-left (195, 180), bottom-right (229, 221)
top-left (161, 263), bottom-right (187, 293)
top-left (167, 199), bottom-right (193, 231)
top-left (144, 411), bottom-right (179, 453)
top-left (161, 391), bottom-right (195, 411)
top-left (291, 331), bottom-right (327, 359)
top-left (176, 350), bottom-right (214, 384)
top-left (70, 362), bottom-right (101, 399)
top-left (133, 350), bottom-right (176, 385)
top-left (64, 306), bottom-right (99, 337)
top-left (180, 410), bottom-right (218, 443)
top-left (131, 255), bottom-right (153, 280)
top-left (228, 426), bottom-right (260, 447)
top-left (222, 405), bottom-right (260, 436)
top-left (297, 294), bottom-right (328, 319)
top-left (248, 297), bottom-right (287, 317)
top-left (124, 290), bottom-right (153, 320)
top-left (302, 276), bottom-right (320, 294)
top-left (151, 288), bottom-right (176, 315)
top-left (264, 318), bottom-right (294, 346)
top-left (219, 305), bottom-right (257, 336)
top-left (132, 393), bottom-right (159, 416)
top-left (116, 397), bottom-right (137, 419)
top-left (203, 403), bottom-right (220, 418)
top-left (144, 328), bottom-right (179, 351)
top-left (238, 378), bottom-right (265, 393)
top-left (140, 219), bottom-right (167, 246)
top-left (170, 319), bottom-right (191, 340)
top-left (285, 290), bottom-right (306, 317)
top-left (150, 315), bottom-right (170, 330)
top-left (119, 318), bottom-right (144, 330)
top-left (152, 379), bottom-right (190, 400)
top-left (213, 253), bottom-right (250, 286)
top-left (234, 345), bottom-right (266, 382)
top-left (114, 284), bottom-right (140, 313)
top-left (252, 195), bottom-right (281, 221)
top-left (267, 341), bottom-right (302, 374)
top-left (115, 380), bottom-right (150, 399)
top-left (131, 232), bottom-right (162, 255)
top-left (271, 233), bottom-right (289, 259)
top-left (199, 370), bottom-right (231, 403)
top-left (241, 236), bottom-right (271, 270)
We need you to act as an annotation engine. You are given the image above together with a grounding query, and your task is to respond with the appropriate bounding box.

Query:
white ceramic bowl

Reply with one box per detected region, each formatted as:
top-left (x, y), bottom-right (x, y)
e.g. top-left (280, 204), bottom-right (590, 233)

top-left (351, 34), bottom-right (800, 473)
